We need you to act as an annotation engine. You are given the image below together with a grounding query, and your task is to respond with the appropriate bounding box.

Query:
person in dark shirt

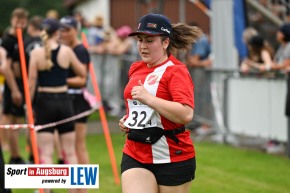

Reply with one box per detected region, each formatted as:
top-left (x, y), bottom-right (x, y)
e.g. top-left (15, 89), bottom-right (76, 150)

top-left (24, 15), bottom-right (43, 63)
top-left (59, 16), bottom-right (92, 170)
top-left (0, 46), bottom-right (15, 193)
top-left (21, 15), bottom-right (43, 164)
top-left (0, 7), bottom-right (29, 165)
top-left (28, 18), bottom-right (86, 193)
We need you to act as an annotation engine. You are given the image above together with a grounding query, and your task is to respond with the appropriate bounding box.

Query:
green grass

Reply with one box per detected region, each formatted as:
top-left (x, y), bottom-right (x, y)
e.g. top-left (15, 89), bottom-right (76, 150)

top-left (192, 143), bottom-right (290, 193)
top-left (3, 131), bottom-right (290, 193)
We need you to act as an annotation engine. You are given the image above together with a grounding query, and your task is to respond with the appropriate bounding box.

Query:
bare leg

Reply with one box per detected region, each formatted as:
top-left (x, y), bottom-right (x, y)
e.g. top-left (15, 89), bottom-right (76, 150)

top-left (37, 132), bottom-right (55, 193)
top-left (60, 131), bottom-right (77, 193)
top-left (59, 131), bottom-right (77, 164)
top-left (1, 114), bottom-right (12, 151)
top-left (0, 121), bottom-right (9, 151)
top-left (75, 123), bottom-right (89, 193)
top-left (1, 114), bottom-right (24, 163)
top-left (9, 116), bottom-right (25, 161)
top-left (122, 168), bottom-right (158, 193)
top-left (75, 122), bottom-right (89, 164)
top-left (159, 182), bottom-right (192, 193)
top-left (37, 132), bottom-right (54, 164)
top-left (8, 128), bottom-right (20, 158)
top-left (54, 131), bottom-right (64, 163)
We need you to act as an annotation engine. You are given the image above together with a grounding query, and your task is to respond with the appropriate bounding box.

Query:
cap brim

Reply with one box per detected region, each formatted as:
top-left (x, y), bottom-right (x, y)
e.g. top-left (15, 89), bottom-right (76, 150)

top-left (128, 30), bottom-right (164, 36)
top-left (59, 23), bottom-right (72, 29)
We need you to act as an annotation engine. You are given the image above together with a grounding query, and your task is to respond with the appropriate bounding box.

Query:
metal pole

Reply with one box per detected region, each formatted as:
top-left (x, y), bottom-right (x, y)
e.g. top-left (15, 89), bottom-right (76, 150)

top-left (211, 0), bottom-right (237, 70)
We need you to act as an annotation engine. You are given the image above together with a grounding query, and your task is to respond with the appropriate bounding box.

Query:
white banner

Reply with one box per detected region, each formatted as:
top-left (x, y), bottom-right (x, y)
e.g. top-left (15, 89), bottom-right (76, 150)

top-left (5, 164), bottom-right (99, 189)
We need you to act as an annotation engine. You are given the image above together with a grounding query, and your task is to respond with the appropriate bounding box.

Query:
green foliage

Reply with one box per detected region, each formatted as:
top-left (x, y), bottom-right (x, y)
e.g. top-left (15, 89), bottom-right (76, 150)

top-left (0, 0), bottom-right (67, 34)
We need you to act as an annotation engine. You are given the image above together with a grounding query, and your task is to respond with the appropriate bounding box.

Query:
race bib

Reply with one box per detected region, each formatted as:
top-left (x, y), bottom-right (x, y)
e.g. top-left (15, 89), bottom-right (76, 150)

top-left (124, 99), bottom-right (156, 129)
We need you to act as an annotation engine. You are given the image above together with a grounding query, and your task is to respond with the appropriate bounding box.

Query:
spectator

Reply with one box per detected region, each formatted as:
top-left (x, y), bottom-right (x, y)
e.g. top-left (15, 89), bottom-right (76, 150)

top-left (86, 15), bottom-right (106, 110)
top-left (20, 15), bottom-right (43, 164)
top-left (0, 7), bottom-right (29, 165)
top-left (28, 18), bottom-right (86, 193)
top-left (242, 27), bottom-right (258, 47)
top-left (187, 26), bottom-right (211, 68)
top-left (87, 15), bottom-right (105, 46)
top-left (59, 15), bottom-right (91, 167)
top-left (0, 45), bottom-right (19, 193)
top-left (272, 23), bottom-right (290, 71)
top-left (101, 27), bottom-right (123, 116)
top-left (186, 23), bottom-right (213, 132)
top-left (109, 25), bottom-right (139, 114)
top-left (271, 23), bottom-right (290, 155)
top-left (240, 35), bottom-right (275, 75)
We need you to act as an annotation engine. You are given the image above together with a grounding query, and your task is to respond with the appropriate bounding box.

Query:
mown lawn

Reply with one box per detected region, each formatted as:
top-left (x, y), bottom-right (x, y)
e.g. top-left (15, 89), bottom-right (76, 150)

top-left (3, 130), bottom-right (290, 193)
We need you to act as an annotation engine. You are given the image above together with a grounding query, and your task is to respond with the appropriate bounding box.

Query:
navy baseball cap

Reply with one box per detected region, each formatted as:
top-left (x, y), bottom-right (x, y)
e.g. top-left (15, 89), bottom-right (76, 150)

top-left (129, 13), bottom-right (172, 36)
top-left (59, 16), bottom-right (78, 29)
top-left (41, 18), bottom-right (65, 34)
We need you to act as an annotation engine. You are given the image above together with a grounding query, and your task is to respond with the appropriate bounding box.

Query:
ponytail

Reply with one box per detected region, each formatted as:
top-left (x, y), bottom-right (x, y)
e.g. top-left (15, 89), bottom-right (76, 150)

top-left (166, 23), bottom-right (203, 56)
top-left (40, 30), bottom-right (53, 70)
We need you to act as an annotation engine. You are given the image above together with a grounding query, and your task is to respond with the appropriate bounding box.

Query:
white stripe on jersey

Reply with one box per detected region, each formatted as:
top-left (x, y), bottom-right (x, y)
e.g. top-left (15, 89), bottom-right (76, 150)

top-left (143, 61), bottom-right (174, 163)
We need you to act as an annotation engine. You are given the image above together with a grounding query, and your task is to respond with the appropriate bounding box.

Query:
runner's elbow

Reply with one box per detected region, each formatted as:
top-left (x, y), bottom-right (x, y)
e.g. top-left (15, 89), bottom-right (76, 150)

top-left (178, 110), bottom-right (194, 124)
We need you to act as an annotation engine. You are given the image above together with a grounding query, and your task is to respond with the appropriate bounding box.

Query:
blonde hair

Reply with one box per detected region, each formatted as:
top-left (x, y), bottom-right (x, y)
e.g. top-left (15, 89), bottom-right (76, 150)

top-left (166, 23), bottom-right (203, 56)
top-left (46, 9), bottom-right (59, 19)
top-left (40, 30), bottom-right (53, 70)
top-left (243, 27), bottom-right (258, 44)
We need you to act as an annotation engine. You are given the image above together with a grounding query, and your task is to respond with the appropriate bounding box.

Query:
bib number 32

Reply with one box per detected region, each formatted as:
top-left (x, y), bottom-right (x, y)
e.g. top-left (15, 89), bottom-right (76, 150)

top-left (127, 111), bottom-right (147, 128)
top-left (124, 100), bottom-right (154, 129)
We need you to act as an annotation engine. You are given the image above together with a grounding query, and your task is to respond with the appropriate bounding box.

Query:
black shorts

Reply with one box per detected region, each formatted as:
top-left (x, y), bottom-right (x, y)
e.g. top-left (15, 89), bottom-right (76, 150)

top-left (69, 93), bottom-right (91, 123)
top-left (34, 92), bottom-right (74, 134)
top-left (2, 80), bottom-right (25, 117)
top-left (121, 153), bottom-right (196, 186)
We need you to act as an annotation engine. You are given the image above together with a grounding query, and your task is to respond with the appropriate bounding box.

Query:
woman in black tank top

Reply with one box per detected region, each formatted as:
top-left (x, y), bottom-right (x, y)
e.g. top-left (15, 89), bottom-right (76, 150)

top-left (28, 18), bottom-right (85, 193)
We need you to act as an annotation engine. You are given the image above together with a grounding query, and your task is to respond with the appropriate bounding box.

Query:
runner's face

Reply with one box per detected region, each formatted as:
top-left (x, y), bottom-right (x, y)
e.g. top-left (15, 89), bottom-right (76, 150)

top-left (137, 34), bottom-right (169, 67)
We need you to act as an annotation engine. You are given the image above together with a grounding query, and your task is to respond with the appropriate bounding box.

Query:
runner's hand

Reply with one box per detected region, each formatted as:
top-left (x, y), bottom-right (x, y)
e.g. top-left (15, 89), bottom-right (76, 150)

top-left (11, 89), bottom-right (23, 107)
top-left (119, 115), bottom-right (129, 133)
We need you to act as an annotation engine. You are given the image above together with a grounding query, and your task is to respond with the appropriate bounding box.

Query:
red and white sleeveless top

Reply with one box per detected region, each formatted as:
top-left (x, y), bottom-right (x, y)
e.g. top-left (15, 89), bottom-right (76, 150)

top-left (122, 54), bottom-right (195, 164)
